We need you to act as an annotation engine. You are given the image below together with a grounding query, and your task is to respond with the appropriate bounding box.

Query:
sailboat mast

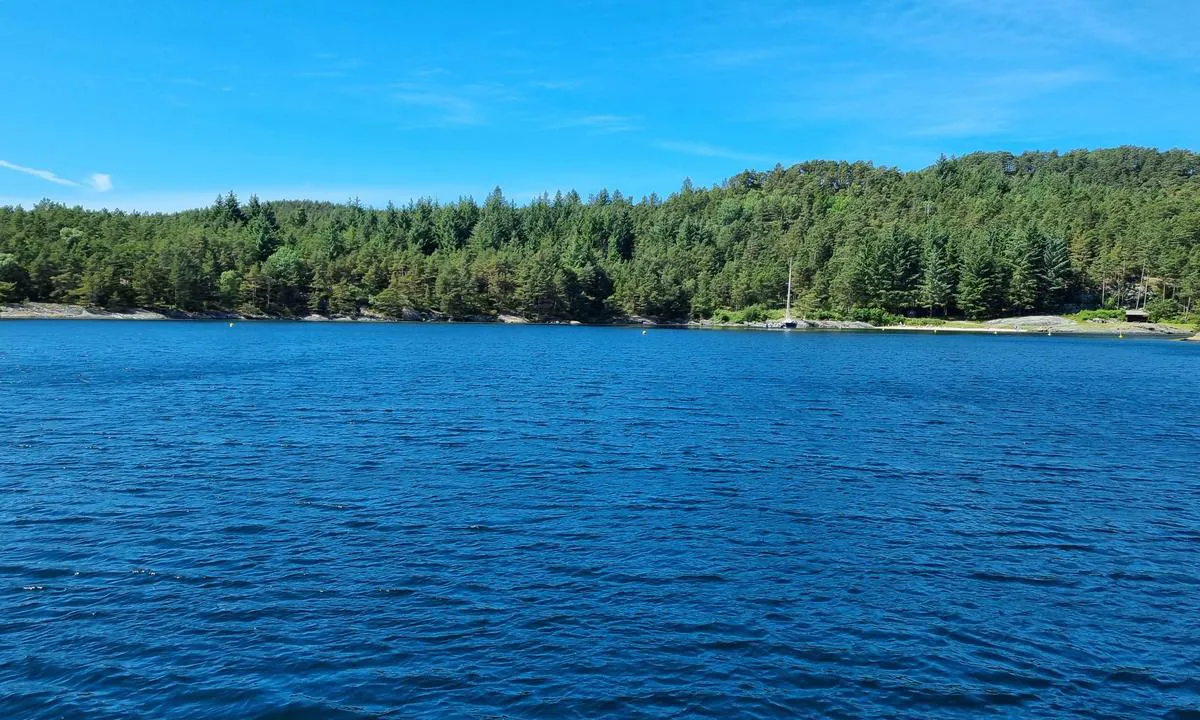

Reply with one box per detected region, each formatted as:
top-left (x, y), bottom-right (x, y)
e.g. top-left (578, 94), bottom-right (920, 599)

top-left (785, 258), bottom-right (793, 320)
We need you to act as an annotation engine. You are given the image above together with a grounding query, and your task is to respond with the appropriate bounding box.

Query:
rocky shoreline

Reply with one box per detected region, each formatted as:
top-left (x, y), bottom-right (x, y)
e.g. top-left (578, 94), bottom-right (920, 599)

top-left (0, 303), bottom-right (894, 331)
top-left (0, 302), bottom-right (594, 325)
top-left (689, 318), bottom-right (876, 330)
top-left (2, 302), bottom-right (1195, 338)
top-left (889, 315), bottom-right (1193, 337)
top-left (0, 303), bottom-right (220, 321)
top-left (0, 302), bottom-right (463, 323)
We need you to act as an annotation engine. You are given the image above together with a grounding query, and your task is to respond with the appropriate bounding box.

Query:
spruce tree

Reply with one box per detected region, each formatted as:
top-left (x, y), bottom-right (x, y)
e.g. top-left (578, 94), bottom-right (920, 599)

top-left (958, 233), bottom-right (1003, 319)
top-left (1007, 224), bottom-right (1043, 312)
top-left (920, 236), bottom-right (954, 317)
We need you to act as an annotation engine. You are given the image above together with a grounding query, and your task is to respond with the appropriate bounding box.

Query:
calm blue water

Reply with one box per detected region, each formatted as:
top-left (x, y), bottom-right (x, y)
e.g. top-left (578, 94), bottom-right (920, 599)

top-left (1, 322), bottom-right (1199, 719)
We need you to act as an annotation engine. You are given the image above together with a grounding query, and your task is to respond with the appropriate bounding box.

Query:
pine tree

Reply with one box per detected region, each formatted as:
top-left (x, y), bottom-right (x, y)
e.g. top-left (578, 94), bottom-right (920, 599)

top-left (0, 252), bottom-right (28, 302)
top-left (879, 226), bottom-right (922, 312)
top-left (958, 233), bottom-right (1003, 319)
top-left (516, 247), bottom-right (568, 319)
top-left (919, 235), bottom-right (954, 317)
top-left (1007, 224), bottom-right (1043, 312)
top-left (1040, 234), bottom-right (1073, 309)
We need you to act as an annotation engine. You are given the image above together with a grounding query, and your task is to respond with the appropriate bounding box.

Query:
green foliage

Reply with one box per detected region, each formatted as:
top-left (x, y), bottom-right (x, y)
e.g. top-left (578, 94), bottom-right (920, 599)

top-left (1007, 224), bottom-right (1043, 312)
top-left (878, 227), bottom-right (922, 311)
top-left (741, 304), bottom-right (770, 322)
top-left (370, 283), bottom-right (410, 317)
top-left (217, 269), bottom-right (243, 308)
top-left (516, 247), bottom-right (569, 320)
top-left (328, 281), bottom-right (364, 316)
top-left (739, 304), bottom-right (770, 322)
top-left (956, 233), bottom-right (1005, 319)
top-left (1069, 308), bottom-right (1125, 322)
top-left (1041, 234), bottom-right (1072, 308)
top-left (848, 307), bottom-right (903, 326)
top-left (0, 147), bottom-right (1198, 321)
top-left (259, 248), bottom-right (305, 312)
top-left (1145, 297), bottom-right (1185, 323)
top-left (808, 309), bottom-right (843, 321)
top-left (904, 316), bottom-right (946, 326)
top-left (0, 252), bottom-right (26, 301)
top-left (711, 304), bottom-right (774, 323)
top-left (919, 232), bottom-right (954, 317)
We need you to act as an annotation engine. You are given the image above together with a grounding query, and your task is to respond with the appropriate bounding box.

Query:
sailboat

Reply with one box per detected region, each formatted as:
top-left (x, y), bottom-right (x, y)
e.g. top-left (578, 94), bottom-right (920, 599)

top-left (782, 258), bottom-right (797, 329)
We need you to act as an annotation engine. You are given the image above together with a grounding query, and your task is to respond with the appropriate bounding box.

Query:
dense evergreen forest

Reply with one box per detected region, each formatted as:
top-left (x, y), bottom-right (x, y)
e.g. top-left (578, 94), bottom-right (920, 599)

top-left (1, 147), bottom-right (1198, 322)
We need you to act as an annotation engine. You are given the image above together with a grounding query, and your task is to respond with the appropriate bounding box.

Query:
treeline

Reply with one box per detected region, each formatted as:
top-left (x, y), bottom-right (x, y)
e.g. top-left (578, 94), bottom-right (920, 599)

top-left (1, 146), bottom-right (1199, 322)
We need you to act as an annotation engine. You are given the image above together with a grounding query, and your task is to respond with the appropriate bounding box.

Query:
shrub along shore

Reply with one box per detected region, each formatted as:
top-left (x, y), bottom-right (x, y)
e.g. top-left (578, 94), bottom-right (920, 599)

top-left (2, 301), bottom-right (1193, 338)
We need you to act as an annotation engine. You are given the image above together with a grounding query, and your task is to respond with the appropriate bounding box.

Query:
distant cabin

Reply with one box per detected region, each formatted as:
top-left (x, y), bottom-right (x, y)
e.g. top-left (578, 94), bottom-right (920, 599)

top-left (1125, 308), bottom-right (1149, 323)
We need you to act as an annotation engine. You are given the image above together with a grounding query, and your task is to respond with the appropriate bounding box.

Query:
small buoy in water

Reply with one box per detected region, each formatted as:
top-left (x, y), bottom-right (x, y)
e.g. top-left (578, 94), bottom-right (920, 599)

top-left (1119, 333), bottom-right (1124, 339)
top-left (641, 329), bottom-right (647, 335)
top-left (229, 322), bottom-right (235, 328)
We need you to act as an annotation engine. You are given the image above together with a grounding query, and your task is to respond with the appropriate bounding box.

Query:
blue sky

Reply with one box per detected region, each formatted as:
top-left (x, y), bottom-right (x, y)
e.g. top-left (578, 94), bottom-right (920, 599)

top-left (1, 0), bottom-right (1197, 211)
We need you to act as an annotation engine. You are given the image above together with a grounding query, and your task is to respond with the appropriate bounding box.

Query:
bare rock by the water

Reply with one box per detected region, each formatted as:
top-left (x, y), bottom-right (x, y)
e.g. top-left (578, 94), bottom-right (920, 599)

top-left (2, 302), bottom-right (169, 320)
top-left (1, 302), bottom-right (252, 321)
top-left (760, 319), bottom-right (875, 330)
top-left (399, 308), bottom-right (426, 321)
top-left (984, 315), bottom-right (1077, 329)
top-left (979, 315), bottom-right (1190, 336)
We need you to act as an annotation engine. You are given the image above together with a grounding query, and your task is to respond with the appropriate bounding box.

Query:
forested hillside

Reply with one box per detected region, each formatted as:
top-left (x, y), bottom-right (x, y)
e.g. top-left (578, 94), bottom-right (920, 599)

top-left (2, 147), bottom-right (1198, 322)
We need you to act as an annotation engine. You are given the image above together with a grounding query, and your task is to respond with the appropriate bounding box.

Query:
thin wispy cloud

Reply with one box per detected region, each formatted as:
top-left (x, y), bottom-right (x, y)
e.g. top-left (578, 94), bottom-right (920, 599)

top-left (391, 89), bottom-right (482, 126)
top-left (671, 47), bottom-right (793, 69)
top-left (940, 0), bottom-right (1137, 50)
top-left (376, 76), bottom-right (525, 128)
top-left (552, 114), bottom-right (640, 134)
top-left (531, 79), bottom-right (583, 91)
top-left (759, 0), bottom-right (1113, 146)
top-left (655, 141), bottom-right (772, 166)
top-left (910, 118), bottom-right (1008, 139)
top-left (412, 67), bottom-right (452, 79)
top-left (0, 159), bottom-right (79, 187)
top-left (805, 66), bottom-right (1101, 141)
top-left (0, 160), bottom-right (114, 192)
top-left (297, 53), bottom-right (365, 80)
top-left (295, 70), bottom-right (348, 79)
top-left (839, 0), bottom-right (1146, 67)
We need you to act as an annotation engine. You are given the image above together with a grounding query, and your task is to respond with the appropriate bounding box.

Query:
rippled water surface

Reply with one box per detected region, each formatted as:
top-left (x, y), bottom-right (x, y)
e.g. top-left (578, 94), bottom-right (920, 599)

top-left (2, 321), bottom-right (1199, 719)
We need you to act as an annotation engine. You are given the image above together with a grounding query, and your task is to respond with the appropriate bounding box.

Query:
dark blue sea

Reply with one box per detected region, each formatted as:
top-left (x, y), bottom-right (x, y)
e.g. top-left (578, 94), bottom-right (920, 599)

top-left (2, 322), bottom-right (1198, 719)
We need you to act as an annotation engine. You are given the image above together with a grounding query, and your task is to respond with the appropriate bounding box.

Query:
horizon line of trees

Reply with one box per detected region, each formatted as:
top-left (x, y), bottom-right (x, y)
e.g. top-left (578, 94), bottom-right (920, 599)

top-left (2, 146), bottom-right (1198, 323)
